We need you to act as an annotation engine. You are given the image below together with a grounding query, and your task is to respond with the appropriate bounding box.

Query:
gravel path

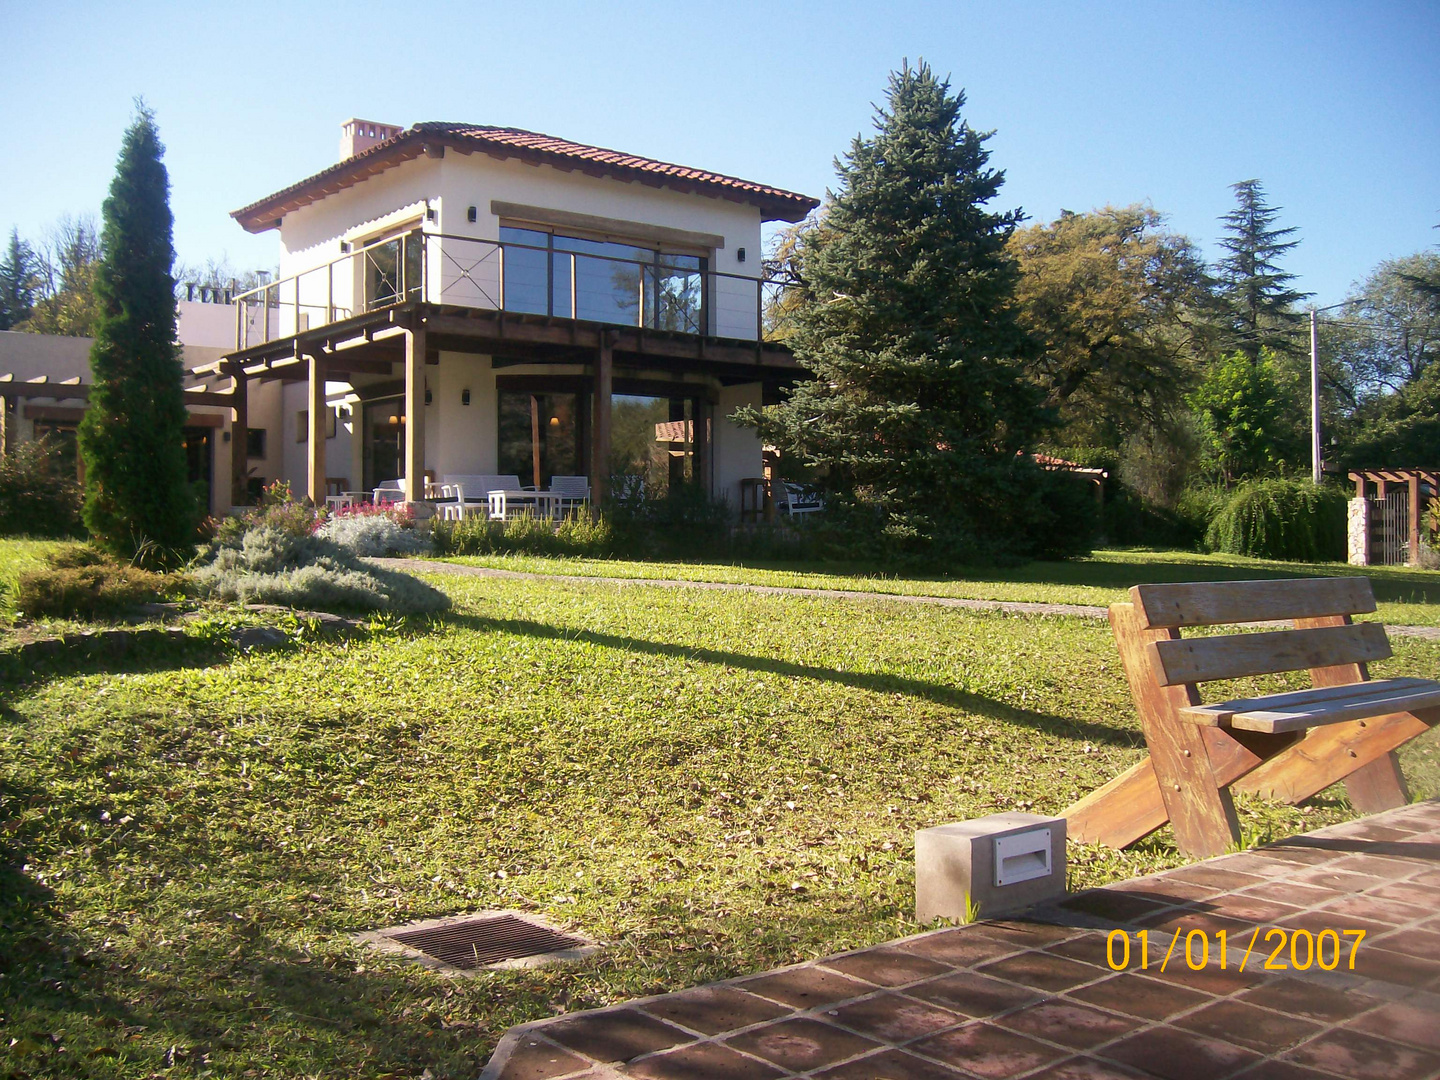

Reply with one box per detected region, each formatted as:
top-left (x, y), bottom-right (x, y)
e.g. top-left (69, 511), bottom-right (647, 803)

top-left (381, 557), bottom-right (1440, 640)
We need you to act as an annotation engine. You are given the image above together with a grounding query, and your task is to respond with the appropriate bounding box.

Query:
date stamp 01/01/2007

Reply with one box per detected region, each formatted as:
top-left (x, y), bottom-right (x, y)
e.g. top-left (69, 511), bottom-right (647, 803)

top-left (1103, 927), bottom-right (1368, 974)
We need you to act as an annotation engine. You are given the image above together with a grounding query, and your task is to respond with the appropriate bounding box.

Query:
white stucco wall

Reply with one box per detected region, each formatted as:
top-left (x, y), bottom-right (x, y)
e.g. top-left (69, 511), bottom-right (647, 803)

top-left (713, 382), bottom-right (764, 512)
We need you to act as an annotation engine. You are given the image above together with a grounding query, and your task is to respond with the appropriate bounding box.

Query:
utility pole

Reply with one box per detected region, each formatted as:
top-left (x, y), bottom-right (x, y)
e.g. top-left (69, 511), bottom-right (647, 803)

top-left (1310, 308), bottom-right (1321, 485)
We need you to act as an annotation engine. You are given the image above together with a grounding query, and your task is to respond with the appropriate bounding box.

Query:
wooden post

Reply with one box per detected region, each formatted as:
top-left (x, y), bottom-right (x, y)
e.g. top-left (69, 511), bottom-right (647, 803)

top-left (530, 394), bottom-right (543, 489)
top-left (590, 332), bottom-right (612, 506)
top-left (230, 368), bottom-right (248, 507)
top-left (404, 326), bottom-right (426, 502)
top-left (692, 396), bottom-right (711, 495)
top-left (0, 394), bottom-right (9, 458)
top-left (1408, 474), bottom-right (1421, 567)
top-left (306, 352), bottom-right (326, 505)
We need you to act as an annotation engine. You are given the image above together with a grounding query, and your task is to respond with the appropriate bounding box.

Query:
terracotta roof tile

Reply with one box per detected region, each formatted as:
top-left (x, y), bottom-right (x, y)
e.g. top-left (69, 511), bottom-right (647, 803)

top-left (232, 123), bottom-right (818, 232)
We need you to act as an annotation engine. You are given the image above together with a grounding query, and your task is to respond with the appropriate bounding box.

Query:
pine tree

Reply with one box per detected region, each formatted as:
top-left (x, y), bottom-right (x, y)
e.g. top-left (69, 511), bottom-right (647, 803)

top-left (1215, 179), bottom-right (1311, 359)
top-left (77, 104), bottom-right (195, 562)
top-left (742, 62), bottom-right (1049, 559)
top-left (0, 228), bottom-right (38, 330)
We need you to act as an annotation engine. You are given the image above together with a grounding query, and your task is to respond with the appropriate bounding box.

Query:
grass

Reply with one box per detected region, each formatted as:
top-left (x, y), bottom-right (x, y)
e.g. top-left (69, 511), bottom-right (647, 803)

top-left (2, 562), bottom-right (1438, 1078)
top-left (439, 547), bottom-right (1440, 627)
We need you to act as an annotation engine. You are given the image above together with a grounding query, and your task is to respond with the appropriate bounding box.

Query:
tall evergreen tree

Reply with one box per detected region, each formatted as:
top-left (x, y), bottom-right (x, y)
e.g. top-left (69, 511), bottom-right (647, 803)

top-left (1215, 179), bottom-right (1310, 359)
top-left (741, 62), bottom-right (1050, 559)
top-left (0, 228), bottom-right (38, 330)
top-left (77, 104), bottom-right (194, 561)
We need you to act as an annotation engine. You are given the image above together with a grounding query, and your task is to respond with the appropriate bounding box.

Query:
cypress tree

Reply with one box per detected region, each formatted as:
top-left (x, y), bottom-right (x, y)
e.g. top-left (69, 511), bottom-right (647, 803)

top-left (744, 62), bottom-right (1046, 559)
top-left (77, 104), bottom-right (195, 561)
top-left (0, 229), bottom-right (38, 330)
top-left (1216, 179), bottom-right (1310, 360)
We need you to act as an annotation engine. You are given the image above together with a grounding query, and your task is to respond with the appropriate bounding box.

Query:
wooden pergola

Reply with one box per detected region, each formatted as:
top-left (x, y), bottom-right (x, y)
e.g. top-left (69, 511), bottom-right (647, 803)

top-left (1350, 468), bottom-right (1438, 566)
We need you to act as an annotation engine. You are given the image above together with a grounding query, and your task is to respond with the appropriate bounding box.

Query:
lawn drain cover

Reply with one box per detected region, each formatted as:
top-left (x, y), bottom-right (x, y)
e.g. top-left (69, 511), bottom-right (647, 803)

top-left (357, 911), bottom-right (598, 974)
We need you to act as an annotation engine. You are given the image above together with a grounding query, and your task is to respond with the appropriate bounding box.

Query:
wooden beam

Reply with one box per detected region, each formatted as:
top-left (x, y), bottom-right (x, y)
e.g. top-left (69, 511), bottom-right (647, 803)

top-left (307, 352), bottom-right (327, 505)
top-left (404, 327), bottom-right (426, 502)
top-left (591, 332), bottom-right (612, 507)
top-left (230, 370), bottom-right (249, 507)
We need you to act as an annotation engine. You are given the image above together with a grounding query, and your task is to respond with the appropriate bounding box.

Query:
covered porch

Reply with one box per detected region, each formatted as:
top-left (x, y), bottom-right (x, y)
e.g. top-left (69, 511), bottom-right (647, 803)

top-left (216, 302), bottom-right (802, 516)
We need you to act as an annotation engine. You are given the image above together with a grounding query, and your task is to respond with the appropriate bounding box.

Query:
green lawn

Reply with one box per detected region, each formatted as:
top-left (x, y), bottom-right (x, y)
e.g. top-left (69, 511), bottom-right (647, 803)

top-left (2, 565), bottom-right (1437, 1078)
top-left (440, 547), bottom-right (1440, 627)
top-left (0, 537), bottom-right (68, 621)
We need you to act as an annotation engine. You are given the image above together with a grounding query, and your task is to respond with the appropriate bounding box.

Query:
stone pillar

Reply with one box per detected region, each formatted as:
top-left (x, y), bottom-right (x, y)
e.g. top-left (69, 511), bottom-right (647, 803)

top-left (306, 352), bottom-right (327, 505)
top-left (1348, 497), bottom-right (1370, 567)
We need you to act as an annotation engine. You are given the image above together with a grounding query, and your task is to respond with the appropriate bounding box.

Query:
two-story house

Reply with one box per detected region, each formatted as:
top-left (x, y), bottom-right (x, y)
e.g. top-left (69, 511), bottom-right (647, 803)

top-left (219, 119), bottom-right (818, 513)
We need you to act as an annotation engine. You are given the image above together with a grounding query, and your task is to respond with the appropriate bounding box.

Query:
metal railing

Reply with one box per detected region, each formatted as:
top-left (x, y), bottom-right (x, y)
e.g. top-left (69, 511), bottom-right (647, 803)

top-left (232, 230), bottom-right (793, 350)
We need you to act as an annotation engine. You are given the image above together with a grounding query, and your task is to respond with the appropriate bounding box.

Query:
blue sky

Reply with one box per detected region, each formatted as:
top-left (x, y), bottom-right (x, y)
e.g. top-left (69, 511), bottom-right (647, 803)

top-left (2, 0), bottom-right (1436, 305)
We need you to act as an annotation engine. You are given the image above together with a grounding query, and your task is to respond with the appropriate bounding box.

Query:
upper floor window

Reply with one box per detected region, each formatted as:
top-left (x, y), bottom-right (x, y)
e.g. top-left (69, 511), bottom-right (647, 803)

top-left (500, 226), bottom-right (705, 333)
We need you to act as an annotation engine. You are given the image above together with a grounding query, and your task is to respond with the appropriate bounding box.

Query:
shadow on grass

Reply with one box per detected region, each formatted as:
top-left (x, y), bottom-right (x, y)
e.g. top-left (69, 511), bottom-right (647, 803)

top-left (441, 611), bottom-right (1141, 749)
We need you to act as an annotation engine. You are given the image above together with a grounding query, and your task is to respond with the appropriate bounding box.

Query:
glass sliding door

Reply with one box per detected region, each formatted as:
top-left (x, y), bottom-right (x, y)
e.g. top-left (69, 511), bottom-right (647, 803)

top-left (363, 398), bottom-right (405, 491)
top-left (497, 392), bottom-right (581, 489)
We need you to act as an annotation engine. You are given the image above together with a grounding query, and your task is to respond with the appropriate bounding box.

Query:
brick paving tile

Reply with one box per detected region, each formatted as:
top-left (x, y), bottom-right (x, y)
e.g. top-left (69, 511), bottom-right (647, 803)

top-left (1318, 893), bottom-right (1433, 925)
top-left (1370, 880), bottom-right (1440, 906)
top-left (623, 1041), bottom-right (785, 1080)
top-left (489, 1037), bottom-right (595, 1080)
top-left (1059, 890), bottom-right (1175, 922)
top-left (910, 1021), bottom-right (1067, 1078)
top-left (1136, 961), bottom-right (1264, 998)
top-left (1276, 908), bottom-right (1394, 939)
top-left (1372, 924), bottom-right (1440, 956)
top-left (1349, 944), bottom-right (1440, 989)
top-left (1246, 844), bottom-right (1341, 867)
top-left (1044, 933), bottom-right (1120, 970)
top-left (1133, 908), bottom-right (1256, 937)
top-left (1067, 973), bottom-right (1213, 1021)
top-left (1101, 1026), bottom-right (1260, 1080)
top-left (899, 929), bottom-right (1026, 968)
top-left (823, 992), bottom-right (967, 1043)
top-left (1408, 867), bottom-right (1440, 886)
top-left (736, 966), bottom-right (873, 1009)
top-left (1172, 999), bottom-right (1322, 1052)
top-left (1026, 1058), bottom-right (1150, 1080)
top-left (1108, 877), bottom-right (1224, 903)
top-left (1198, 894), bottom-right (1304, 924)
top-left (1347, 999), bottom-right (1440, 1051)
top-left (638, 987), bottom-right (790, 1037)
top-left (974, 950), bottom-right (1108, 993)
top-left (810, 1047), bottom-right (974, 1079)
top-left (1211, 853), bottom-right (1316, 879)
top-left (1282, 1027), bottom-right (1440, 1080)
top-left (823, 947), bottom-right (956, 988)
top-left (724, 1016), bottom-right (880, 1072)
top-left (1235, 977), bottom-right (1379, 1023)
top-left (905, 970), bottom-right (1045, 1017)
top-left (1285, 865), bottom-right (1393, 893)
top-left (1164, 865), bottom-right (1268, 891)
top-left (967, 920), bottom-right (1083, 948)
top-left (993, 1000), bottom-right (1142, 1050)
top-left (1228, 1060), bottom-right (1341, 1080)
top-left (1232, 880), bottom-right (1346, 908)
top-left (543, 1010), bottom-right (693, 1065)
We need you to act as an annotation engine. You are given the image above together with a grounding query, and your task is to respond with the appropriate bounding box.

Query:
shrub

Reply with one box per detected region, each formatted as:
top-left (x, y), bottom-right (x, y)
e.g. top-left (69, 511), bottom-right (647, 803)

top-left (1102, 485), bottom-right (1202, 550)
top-left (1028, 469), bottom-right (1101, 560)
top-left (1204, 479), bottom-right (1347, 562)
top-left (192, 524), bottom-right (448, 615)
top-left (432, 511), bottom-right (614, 558)
top-left (315, 512), bottom-right (430, 557)
top-left (14, 546), bottom-right (180, 619)
top-left (0, 436), bottom-right (84, 538)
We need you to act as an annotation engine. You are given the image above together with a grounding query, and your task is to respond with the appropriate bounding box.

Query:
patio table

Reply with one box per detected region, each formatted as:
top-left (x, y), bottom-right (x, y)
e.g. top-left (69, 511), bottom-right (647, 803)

top-left (488, 489), bottom-right (563, 521)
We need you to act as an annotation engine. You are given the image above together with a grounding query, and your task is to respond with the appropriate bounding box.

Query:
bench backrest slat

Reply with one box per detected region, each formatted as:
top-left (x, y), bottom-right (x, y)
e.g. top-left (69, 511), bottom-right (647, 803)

top-left (1131, 578), bottom-right (1376, 630)
top-left (1148, 622), bottom-right (1392, 686)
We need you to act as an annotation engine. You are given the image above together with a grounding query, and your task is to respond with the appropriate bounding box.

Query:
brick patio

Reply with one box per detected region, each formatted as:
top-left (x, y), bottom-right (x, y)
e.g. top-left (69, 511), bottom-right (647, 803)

top-left (479, 801), bottom-right (1440, 1079)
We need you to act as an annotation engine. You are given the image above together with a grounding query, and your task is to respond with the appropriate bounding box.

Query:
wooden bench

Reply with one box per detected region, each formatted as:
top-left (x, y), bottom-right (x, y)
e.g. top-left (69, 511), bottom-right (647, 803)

top-left (1063, 578), bottom-right (1440, 859)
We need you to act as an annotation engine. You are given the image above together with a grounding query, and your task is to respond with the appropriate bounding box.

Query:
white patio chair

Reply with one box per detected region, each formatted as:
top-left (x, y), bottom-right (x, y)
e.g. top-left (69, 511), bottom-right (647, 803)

top-left (547, 475), bottom-right (591, 514)
top-left (778, 482), bottom-right (824, 517)
top-left (372, 479), bottom-right (406, 505)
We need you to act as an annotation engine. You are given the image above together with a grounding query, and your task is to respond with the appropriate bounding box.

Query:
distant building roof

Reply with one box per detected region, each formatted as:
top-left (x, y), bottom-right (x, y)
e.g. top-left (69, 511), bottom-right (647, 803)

top-left (232, 122), bottom-right (819, 233)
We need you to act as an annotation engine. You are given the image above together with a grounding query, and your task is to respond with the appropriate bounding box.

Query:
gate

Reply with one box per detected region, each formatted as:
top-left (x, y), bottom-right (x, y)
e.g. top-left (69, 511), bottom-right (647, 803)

top-left (1368, 492), bottom-right (1409, 566)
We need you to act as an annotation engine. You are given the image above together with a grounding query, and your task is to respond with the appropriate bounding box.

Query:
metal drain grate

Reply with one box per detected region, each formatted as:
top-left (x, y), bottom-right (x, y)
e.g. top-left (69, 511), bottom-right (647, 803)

top-left (387, 914), bottom-right (585, 970)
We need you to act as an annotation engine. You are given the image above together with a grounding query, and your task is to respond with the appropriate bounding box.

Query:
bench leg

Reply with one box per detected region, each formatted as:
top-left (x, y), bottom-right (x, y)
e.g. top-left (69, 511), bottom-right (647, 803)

top-left (1345, 751), bottom-right (1410, 814)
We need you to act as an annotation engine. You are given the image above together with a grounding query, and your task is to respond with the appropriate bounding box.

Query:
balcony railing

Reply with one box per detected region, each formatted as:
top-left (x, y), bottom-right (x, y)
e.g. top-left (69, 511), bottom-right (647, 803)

top-left (231, 230), bottom-right (794, 351)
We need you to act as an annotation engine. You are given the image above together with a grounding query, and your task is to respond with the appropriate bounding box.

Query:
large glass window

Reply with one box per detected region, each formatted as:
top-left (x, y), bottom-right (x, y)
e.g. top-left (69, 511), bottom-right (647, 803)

top-left (363, 398), bottom-right (405, 491)
top-left (610, 395), bottom-right (694, 498)
top-left (501, 226), bottom-right (705, 332)
top-left (363, 230), bottom-right (423, 311)
top-left (498, 392), bottom-right (581, 488)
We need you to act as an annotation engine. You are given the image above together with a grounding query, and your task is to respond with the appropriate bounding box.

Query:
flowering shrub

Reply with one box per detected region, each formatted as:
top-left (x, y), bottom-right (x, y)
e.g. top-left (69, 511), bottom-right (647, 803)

top-left (316, 512), bottom-right (431, 557)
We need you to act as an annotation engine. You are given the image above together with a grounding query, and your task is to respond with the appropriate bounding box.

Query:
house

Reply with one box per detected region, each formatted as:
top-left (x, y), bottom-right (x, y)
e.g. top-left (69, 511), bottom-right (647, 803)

top-left (215, 118), bottom-right (819, 512)
top-left (0, 297), bottom-right (243, 517)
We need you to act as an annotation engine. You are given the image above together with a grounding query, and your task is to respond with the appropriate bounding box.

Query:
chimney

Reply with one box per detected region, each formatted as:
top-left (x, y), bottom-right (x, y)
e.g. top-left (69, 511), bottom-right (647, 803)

top-left (339, 118), bottom-right (404, 161)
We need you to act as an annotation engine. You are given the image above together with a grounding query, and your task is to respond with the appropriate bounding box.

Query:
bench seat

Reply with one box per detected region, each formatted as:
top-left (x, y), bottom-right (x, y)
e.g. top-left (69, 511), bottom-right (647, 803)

top-left (1179, 676), bottom-right (1440, 733)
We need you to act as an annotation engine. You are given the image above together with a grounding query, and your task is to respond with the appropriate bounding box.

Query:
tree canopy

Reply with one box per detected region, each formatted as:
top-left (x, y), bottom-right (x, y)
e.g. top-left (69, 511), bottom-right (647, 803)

top-left (741, 61), bottom-right (1055, 559)
top-left (1215, 179), bottom-right (1310, 359)
top-left (76, 105), bottom-right (195, 561)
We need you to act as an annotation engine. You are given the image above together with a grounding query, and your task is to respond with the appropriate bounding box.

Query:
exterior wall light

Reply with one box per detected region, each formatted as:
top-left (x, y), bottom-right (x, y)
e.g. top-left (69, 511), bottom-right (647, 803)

top-left (424, 386), bottom-right (433, 406)
top-left (736, 247), bottom-right (746, 263)
top-left (467, 206), bottom-right (478, 224)
top-left (461, 388), bottom-right (471, 406)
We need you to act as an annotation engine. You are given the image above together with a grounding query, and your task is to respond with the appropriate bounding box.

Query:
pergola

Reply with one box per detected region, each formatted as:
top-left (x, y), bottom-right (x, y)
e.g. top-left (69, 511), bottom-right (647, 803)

top-left (1349, 468), bottom-right (1438, 566)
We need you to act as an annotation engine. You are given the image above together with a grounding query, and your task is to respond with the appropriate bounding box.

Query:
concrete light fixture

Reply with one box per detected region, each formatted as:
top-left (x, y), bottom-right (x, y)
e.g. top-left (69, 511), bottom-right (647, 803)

top-left (915, 812), bottom-right (1066, 922)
